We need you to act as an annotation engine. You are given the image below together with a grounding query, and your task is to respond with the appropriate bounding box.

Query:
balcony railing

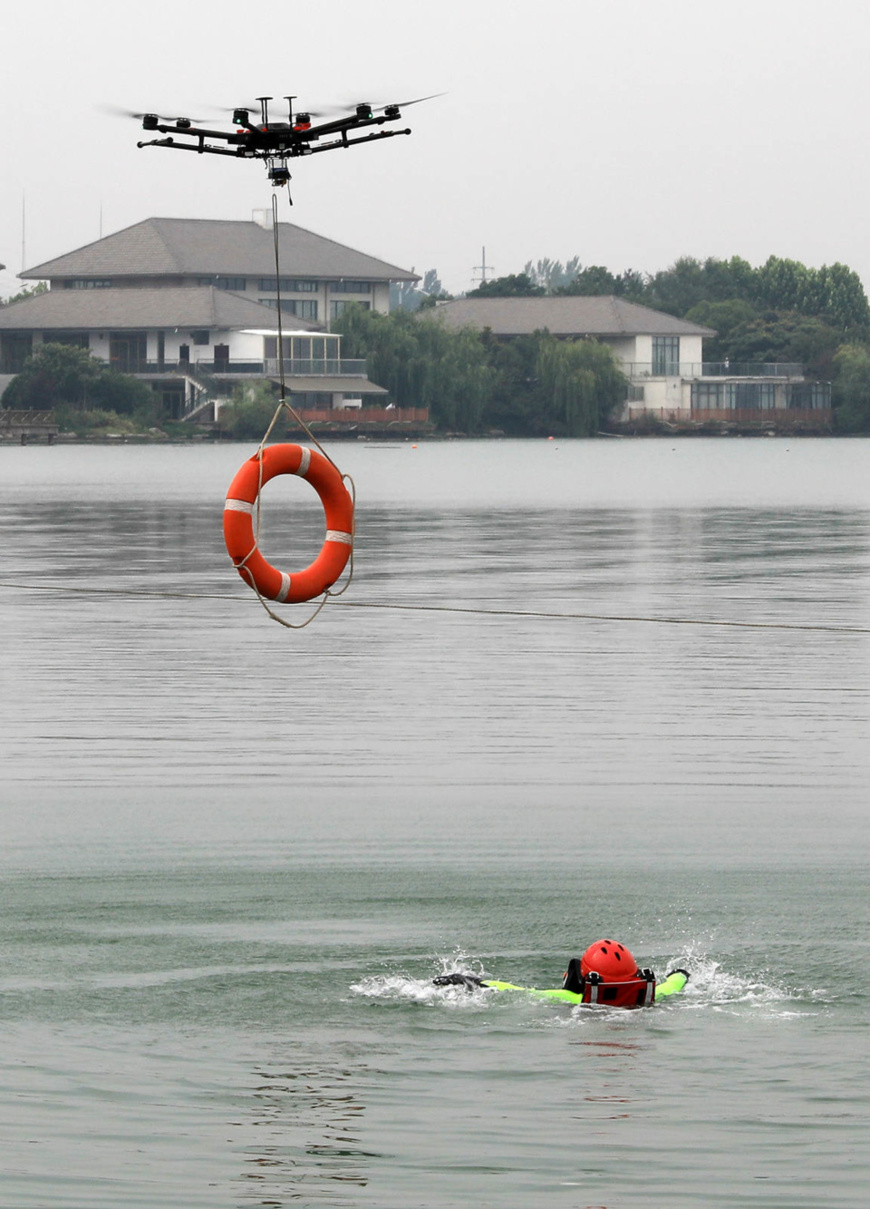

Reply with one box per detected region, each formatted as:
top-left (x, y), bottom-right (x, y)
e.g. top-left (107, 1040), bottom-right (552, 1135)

top-left (624, 362), bottom-right (805, 380)
top-left (264, 358), bottom-right (367, 376)
top-left (128, 357), bottom-right (368, 376)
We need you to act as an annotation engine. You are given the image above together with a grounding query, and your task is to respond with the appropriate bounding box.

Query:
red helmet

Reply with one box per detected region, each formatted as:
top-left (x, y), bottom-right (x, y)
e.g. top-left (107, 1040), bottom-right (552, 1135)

top-left (580, 939), bottom-right (637, 982)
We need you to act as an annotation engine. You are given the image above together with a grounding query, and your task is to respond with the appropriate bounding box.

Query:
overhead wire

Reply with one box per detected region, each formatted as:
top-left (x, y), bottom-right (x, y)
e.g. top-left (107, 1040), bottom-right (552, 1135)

top-left (0, 581), bottom-right (867, 634)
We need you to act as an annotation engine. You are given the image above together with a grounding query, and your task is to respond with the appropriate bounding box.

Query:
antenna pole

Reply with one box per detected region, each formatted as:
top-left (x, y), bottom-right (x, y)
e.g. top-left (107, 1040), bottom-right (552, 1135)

top-left (472, 245), bottom-right (492, 286)
top-left (257, 96), bottom-right (272, 125)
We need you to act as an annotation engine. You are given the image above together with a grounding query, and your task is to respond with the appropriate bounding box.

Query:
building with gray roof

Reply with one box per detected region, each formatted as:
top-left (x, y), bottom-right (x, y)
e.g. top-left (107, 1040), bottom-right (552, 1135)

top-left (1, 215), bottom-right (412, 416)
top-left (430, 295), bottom-right (715, 341)
top-left (21, 215), bottom-right (418, 328)
top-left (431, 295), bottom-right (829, 425)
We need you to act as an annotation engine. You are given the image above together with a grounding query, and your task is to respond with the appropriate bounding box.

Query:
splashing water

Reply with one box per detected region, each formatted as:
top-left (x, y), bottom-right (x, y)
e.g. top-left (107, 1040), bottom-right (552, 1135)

top-left (351, 951), bottom-right (494, 1008)
top-left (350, 947), bottom-right (815, 1018)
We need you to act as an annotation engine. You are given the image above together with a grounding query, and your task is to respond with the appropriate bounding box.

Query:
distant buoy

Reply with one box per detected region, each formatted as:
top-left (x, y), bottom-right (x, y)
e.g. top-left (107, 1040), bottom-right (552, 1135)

top-left (223, 443), bottom-right (353, 604)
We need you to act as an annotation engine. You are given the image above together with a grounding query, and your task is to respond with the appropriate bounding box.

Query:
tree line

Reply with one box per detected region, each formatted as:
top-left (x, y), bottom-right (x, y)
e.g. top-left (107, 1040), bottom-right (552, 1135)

top-left (386, 252), bottom-right (870, 431)
top-left (7, 252), bottom-right (870, 435)
top-left (333, 307), bottom-right (623, 436)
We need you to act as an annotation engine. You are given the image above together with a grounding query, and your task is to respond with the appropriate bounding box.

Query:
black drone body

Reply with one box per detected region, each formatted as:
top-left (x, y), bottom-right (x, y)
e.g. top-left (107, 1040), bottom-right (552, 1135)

top-left (135, 94), bottom-right (434, 187)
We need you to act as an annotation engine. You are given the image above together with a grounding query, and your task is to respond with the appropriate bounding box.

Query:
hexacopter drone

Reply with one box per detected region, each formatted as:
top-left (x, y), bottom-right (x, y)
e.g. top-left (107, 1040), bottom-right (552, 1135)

top-left (132, 94), bottom-right (439, 187)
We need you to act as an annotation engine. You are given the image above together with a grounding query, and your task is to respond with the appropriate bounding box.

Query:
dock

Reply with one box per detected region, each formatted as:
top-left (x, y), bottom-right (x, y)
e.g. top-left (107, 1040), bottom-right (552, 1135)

top-left (0, 410), bottom-right (60, 444)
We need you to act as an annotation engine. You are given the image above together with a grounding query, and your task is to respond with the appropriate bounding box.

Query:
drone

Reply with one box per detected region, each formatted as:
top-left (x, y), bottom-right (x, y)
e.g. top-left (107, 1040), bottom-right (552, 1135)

top-left (132, 94), bottom-right (439, 187)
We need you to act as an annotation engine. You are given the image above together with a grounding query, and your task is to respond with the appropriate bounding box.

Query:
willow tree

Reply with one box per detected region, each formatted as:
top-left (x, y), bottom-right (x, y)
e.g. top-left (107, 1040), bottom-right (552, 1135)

top-left (334, 305), bottom-right (494, 431)
top-left (536, 336), bottom-right (626, 435)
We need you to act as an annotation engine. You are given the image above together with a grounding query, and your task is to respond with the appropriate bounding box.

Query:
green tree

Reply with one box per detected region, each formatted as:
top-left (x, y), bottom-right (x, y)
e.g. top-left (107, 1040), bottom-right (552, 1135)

top-left (523, 257), bottom-right (582, 292)
top-left (334, 306), bottom-right (493, 431)
top-left (684, 298), bottom-right (758, 361)
top-left (218, 380), bottom-right (286, 440)
top-left (555, 265), bottom-right (624, 296)
top-left (1, 282), bottom-right (48, 306)
top-left (482, 330), bottom-right (624, 435)
top-left (536, 337), bottom-right (626, 435)
top-left (2, 342), bottom-right (102, 408)
top-left (755, 256), bottom-right (812, 313)
top-left (813, 263), bottom-right (870, 329)
top-left (91, 370), bottom-right (158, 423)
top-left (482, 332), bottom-right (542, 433)
top-left (390, 268), bottom-right (450, 312)
top-left (2, 342), bottom-right (157, 422)
top-left (468, 272), bottom-right (544, 298)
top-left (833, 344), bottom-right (870, 432)
top-left (722, 313), bottom-right (841, 377)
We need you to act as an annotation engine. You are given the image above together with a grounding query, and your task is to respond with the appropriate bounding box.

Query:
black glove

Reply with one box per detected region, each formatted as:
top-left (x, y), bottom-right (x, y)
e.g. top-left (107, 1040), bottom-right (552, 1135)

top-left (433, 973), bottom-right (486, 989)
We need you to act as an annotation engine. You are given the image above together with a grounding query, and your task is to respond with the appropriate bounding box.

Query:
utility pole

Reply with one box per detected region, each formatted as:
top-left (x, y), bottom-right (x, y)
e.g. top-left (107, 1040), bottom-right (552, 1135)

top-left (472, 246), bottom-right (494, 286)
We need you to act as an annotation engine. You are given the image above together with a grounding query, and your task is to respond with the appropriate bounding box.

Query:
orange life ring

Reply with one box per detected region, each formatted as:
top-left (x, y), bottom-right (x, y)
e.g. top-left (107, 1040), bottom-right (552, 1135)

top-left (223, 443), bottom-right (353, 604)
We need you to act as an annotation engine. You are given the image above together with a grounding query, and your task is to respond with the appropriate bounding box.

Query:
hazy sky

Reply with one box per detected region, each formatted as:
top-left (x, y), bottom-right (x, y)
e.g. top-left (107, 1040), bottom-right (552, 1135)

top-left (3, 0), bottom-right (869, 299)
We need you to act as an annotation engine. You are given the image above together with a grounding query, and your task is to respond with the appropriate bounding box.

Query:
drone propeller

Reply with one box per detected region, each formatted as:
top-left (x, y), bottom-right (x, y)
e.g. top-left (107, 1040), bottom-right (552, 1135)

top-left (379, 92), bottom-right (446, 111)
top-left (291, 92), bottom-right (445, 120)
top-left (335, 92), bottom-right (445, 115)
top-left (100, 103), bottom-right (203, 124)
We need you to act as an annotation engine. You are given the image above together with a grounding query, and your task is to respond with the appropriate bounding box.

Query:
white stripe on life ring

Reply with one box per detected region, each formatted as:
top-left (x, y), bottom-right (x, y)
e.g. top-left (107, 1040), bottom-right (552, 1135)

top-left (276, 572), bottom-right (292, 602)
top-left (224, 498), bottom-right (254, 514)
top-left (325, 530), bottom-right (353, 545)
top-left (294, 447), bottom-right (311, 477)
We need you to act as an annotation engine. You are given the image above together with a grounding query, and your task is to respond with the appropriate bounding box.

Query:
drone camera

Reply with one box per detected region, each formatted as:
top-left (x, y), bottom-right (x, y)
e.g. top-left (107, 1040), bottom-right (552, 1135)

top-left (142, 114), bottom-right (159, 130)
top-left (268, 163), bottom-right (292, 185)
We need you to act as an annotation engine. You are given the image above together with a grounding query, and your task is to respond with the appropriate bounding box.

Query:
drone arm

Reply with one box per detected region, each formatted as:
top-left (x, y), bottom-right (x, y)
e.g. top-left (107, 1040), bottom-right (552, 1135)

top-left (136, 137), bottom-right (247, 159)
top-left (146, 120), bottom-right (246, 141)
top-left (306, 127), bottom-right (412, 155)
top-left (304, 110), bottom-right (399, 141)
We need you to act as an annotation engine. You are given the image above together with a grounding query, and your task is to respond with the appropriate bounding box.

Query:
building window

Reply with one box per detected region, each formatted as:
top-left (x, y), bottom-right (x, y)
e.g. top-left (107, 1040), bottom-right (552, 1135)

top-left (652, 336), bottom-right (680, 375)
top-left (731, 382), bottom-right (777, 410)
top-left (788, 383), bottom-right (831, 410)
top-left (257, 299), bottom-right (319, 319)
top-left (257, 278), bottom-right (317, 292)
top-left (691, 382), bottom-right (724, 409)
top-left (0, 332), bottom-right (33, 373)
top-left (64, 279), bottom-right (112, 289)
top-left (329, 281), bottom-right (371, 294)
top-left (330, 300), bottom-right (371, 319)
top-left (51, 332), bottom-right (91, 349)
top-left (196, 277), bottom-right (247, 291)
top-left (288, 300), bottom-right (318, 320)
top-left (191, 330), bottom-right (210, 345)
top-left (109, 332), bottom-right (147, 373)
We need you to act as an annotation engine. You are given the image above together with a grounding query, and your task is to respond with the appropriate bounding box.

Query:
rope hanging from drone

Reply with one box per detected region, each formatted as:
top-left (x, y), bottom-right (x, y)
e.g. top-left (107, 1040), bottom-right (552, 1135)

top-left (129, 92), bottom-right (445, 625)
top-left (222, 192), bottom-right (356, 629)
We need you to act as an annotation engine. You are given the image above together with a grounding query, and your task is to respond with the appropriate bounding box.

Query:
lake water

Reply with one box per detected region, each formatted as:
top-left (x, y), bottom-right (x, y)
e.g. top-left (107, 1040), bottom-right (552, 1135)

top-left (1, 437), bottom-right (868, 1208)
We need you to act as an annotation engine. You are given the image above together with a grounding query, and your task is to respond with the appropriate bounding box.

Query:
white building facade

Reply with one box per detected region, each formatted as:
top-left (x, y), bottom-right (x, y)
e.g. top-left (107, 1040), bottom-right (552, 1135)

top-left (0, 216), bottom-right (417, 415)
